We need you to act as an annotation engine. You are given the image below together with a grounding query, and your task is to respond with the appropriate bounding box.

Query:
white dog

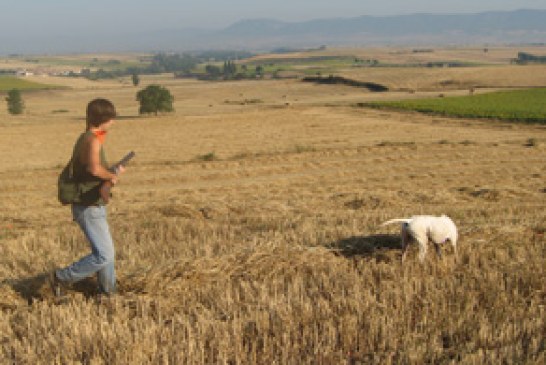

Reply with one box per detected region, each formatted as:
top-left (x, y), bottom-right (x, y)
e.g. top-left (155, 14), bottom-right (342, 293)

top-left (381, 215), bottom-right (458, 262)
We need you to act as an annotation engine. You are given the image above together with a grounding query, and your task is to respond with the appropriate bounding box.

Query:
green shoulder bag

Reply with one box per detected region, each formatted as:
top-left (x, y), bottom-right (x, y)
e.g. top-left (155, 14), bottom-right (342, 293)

top-left (58, 155), bottom-right (80, 205)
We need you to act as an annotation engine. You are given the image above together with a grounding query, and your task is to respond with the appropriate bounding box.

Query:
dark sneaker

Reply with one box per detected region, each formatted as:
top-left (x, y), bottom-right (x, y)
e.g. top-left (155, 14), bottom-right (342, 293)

top-left (49, 270), bottom-right (66, 297)
top-left (94, 293), bottom-right (118, 312)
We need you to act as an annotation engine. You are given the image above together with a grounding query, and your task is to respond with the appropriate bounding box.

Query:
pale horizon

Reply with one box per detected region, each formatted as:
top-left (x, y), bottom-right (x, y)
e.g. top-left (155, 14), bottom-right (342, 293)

top-left (2, 1), bottom-right (545, 33)
top-left (1, 1), bottom-right (546, 54)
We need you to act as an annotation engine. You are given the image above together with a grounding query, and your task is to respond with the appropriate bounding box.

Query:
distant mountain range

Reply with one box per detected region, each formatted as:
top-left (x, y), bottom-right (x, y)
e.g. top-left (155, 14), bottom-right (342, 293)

top-left (3, 9), bottom-right (546, 54)
top-left (200, 9), bottom-right (546, 50)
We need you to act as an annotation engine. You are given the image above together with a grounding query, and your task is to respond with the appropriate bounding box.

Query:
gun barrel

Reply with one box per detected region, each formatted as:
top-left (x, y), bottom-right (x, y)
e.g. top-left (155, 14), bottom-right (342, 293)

top-left (117, 151), bottom-right (135, 167)
top-left (110, 151), bottom-right (135, 173)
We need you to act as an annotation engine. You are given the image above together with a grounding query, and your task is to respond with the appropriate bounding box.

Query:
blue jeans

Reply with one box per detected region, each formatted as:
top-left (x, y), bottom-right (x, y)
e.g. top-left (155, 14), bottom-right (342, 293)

top-left (56, 205), bottom-right (116, 294)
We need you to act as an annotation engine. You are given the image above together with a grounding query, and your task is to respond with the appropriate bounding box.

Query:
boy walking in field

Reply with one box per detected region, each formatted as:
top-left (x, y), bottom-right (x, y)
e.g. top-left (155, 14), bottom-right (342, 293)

top-left (51, 98), bottom-right (125, 298)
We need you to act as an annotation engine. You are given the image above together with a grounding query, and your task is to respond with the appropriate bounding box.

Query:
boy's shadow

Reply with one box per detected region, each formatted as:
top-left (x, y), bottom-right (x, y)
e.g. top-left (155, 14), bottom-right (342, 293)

top-left (329, 234), bottom-right (401, 260)
top-left (6, 274), bottom-right (98, 304)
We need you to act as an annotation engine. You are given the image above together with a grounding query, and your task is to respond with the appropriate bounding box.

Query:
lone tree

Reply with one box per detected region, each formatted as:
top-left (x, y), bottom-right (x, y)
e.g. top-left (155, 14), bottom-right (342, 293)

top-left (136, 84), bottom-right (174, 115)
top-left (255, 65), bottom-right (264, 78)
top-left (6, 89), bottom-right (24, 115)
top-left (131, 72), bottom-right (140, 86)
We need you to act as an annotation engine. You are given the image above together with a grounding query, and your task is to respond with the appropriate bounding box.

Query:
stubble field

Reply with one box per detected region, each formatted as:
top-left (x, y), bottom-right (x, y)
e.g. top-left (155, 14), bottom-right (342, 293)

top-left (0, 47), bottom-right (545, 364)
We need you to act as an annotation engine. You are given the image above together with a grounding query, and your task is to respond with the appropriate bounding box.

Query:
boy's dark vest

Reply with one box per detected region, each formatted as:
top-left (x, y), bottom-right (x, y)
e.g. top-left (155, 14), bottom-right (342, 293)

top-left (58, 131), bottom-right (108, 206)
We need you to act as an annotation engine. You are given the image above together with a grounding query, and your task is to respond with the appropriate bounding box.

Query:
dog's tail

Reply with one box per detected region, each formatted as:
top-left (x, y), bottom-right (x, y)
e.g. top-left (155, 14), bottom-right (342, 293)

top-left (381, 218), bottom-right (412, 226)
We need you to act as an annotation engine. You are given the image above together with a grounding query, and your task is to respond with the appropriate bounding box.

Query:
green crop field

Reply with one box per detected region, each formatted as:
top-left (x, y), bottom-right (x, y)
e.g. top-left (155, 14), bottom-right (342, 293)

top-left (362, 88), bottom-right (546, 124)
top-left (0, 76), bottom-right (61, 92)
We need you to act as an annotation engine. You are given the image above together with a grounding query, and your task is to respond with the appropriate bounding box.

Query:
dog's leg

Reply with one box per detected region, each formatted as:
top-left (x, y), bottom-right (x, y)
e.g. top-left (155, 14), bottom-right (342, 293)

top-left (401, 239), bottom-right (409, 263)
top-left (417, 236), bottom-right (428, 262)
top-left (400, 227), bottom-right (411, 263)
top-left (434, 241), bottom-right (442, 259)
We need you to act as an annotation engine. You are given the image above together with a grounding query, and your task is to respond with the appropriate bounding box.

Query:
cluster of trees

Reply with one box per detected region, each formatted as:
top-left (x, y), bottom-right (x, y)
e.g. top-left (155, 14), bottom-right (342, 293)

top-left (6, 85), bottom-right (174, 116)
top-left (424, 61), bottom-right (469, 68)
top-left (353, 58), bottom-right (379, 66)
top-left (73, 51), bottom-right (256, 81)
top-left (201, 61), bottom-right (265, 80)
top-left (78, 68), bottom-right (125, 80)
top-left (514, 52), bottom-right (546, 64)
top-left (146, 53), bottom-right (199, 75)
top-left (202, 60), bottom-right (240, 80)
top-left (222, 60), bottom-right (237, 76)
top-left (204, 64), bottom-right (222, 78)
top-left (68, 53), bottom-right (199, 81)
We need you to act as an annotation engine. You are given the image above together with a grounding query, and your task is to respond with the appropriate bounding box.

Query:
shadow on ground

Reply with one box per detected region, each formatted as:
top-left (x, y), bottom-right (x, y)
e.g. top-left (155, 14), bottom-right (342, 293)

top-left (329, 234), bottom-right (401, 260)
top-left (6, 274), bottom-right (98, 304)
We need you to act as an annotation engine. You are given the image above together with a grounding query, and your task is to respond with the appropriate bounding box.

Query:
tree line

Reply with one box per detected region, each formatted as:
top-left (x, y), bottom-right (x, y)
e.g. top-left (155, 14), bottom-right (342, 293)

top-left (72, 52), bottom-right (254, 81)
top-left (514, 52), bottom-right (546, 64)
top-left (200, 61), bottom-right (264, 80)
top-left (6, 85), bottom-right (175, 116)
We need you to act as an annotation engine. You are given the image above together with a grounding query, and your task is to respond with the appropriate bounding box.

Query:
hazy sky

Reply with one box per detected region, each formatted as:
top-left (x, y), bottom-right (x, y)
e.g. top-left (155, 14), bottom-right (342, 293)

top-left (2, 0), bottom-right (546, 36)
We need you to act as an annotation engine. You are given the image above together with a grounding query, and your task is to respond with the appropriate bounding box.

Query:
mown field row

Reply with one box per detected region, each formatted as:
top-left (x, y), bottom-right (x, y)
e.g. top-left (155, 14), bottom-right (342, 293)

top-left (361, 88), bottom-right (546, 124)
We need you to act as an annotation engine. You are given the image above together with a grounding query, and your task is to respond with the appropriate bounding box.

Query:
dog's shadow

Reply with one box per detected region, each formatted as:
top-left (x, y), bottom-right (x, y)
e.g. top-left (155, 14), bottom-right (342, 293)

top-left (5, 274), bottom-right (99, 304)
top-left (328, 234), bottom-right (401, 259)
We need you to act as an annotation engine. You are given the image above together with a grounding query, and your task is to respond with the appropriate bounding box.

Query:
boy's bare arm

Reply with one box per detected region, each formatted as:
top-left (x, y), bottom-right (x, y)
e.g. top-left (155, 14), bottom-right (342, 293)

top-left (84, 136), bottom-right (118, 183)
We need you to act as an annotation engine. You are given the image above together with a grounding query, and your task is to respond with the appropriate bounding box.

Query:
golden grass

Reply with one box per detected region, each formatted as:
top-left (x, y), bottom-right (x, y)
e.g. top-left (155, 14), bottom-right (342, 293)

top-left (1, 51), bottom-right (545, 363)
top-left (339, 65), bottom-right (546, 91)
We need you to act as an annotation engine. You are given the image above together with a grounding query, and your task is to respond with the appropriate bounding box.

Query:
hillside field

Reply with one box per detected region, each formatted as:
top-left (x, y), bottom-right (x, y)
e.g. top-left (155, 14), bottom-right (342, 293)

top-left (0, 76), bottom-right (62, 92)
top-left (0, 46), bottom-right (545, 364)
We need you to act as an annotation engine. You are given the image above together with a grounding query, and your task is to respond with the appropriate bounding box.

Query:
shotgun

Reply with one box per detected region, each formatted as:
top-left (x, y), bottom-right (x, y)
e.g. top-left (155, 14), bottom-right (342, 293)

top-left (100, 151), bottom-right (135, 203)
